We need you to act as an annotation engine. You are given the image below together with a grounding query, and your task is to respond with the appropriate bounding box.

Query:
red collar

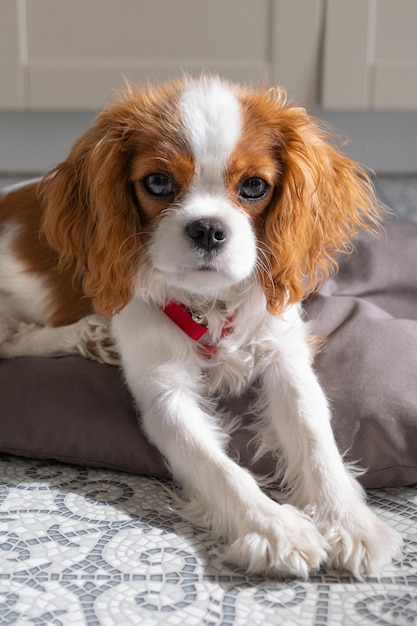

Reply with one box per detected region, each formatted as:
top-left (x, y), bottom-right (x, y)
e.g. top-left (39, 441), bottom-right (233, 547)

top-left (162, 301), bottom-right (233, 357)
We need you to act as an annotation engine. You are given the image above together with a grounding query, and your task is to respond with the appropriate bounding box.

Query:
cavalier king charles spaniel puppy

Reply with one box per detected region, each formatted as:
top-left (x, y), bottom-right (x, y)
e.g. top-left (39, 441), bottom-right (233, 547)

top-left (0, 75), bottom-right (401, 578)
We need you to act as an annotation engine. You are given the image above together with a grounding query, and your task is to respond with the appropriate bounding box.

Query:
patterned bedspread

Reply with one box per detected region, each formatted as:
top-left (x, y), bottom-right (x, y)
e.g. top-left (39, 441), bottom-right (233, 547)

top-left (1, 454), bottom-right (416, 625)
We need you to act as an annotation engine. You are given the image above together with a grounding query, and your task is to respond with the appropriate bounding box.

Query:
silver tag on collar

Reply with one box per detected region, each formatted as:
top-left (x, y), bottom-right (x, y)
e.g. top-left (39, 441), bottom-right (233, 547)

top-left (191, 311), bottom-right (207, 326)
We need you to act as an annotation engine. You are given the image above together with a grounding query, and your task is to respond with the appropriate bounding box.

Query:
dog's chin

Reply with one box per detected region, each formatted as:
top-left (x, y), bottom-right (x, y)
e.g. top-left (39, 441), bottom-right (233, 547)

top-left (162, 266), bottom-right (247, 295)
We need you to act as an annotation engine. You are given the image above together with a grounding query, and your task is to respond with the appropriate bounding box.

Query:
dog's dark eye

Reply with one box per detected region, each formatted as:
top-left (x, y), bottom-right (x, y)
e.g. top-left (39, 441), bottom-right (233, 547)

top-left (239, 177), bottom-right (269, 200)
top-left (143, 173), bottom-right (174, 197)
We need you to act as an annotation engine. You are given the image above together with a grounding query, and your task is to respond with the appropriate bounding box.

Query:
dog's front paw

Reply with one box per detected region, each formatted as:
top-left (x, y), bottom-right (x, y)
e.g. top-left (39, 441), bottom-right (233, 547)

top-left (224, 504), bottom-right (328, 579)
top-left (321, 504), bottom-right (402, 578)
top-left (77, 315), bottom-right (120, 365)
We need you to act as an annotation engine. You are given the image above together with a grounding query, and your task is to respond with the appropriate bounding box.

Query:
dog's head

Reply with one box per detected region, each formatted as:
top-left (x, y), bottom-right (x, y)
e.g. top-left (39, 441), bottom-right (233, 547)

top-left (41, 76), bottom-right (380, 316)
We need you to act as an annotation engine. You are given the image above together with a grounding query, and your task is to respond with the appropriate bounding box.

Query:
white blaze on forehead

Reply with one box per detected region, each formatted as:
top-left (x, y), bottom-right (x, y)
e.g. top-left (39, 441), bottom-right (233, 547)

top-left (179, 78), bottom-right (242, 173)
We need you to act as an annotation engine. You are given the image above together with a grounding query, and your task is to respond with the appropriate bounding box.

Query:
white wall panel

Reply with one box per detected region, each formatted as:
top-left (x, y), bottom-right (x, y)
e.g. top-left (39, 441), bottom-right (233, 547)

top-left (0, 0), bottom-right (324, 110)
top-left (26, 0), bottom-right (271, 108)
top-left (374, 64), bottom-right (417, 110)
top-left (323, 0), bottom-right (417, 110)
top-left (271, 0), bottom-right (324, 105)
top-left (374, 0), bottom-right (417, 60)
top-left (28, 62), bottom-right (270, 110)
top-left (0, 0), bottom-right (26, 108)
top-left (322, 0), bottom-right (369, 109)
top-left (26, 0), bottom-right (269, 63)
top-left (3, 0), bottom-right (416, 112)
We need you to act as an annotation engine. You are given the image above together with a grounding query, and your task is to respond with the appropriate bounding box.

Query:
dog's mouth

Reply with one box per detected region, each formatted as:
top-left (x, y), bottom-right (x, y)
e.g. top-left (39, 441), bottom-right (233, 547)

top-left (157, 258), bottom-right (250, 295)
top-left (174, 262), bottom-right (219, 273)
top-left (197, 265), bottom-right (217, 272)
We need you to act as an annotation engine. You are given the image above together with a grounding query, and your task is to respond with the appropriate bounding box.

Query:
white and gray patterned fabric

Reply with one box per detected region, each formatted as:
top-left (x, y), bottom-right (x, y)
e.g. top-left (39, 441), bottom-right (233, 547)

top-left (1, 454), bottom-right (416, 625)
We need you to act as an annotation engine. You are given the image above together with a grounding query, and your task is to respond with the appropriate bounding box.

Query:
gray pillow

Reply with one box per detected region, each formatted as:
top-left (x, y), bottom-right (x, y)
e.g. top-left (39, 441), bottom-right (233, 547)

top-left (1, 222), bottom-right (416, 488)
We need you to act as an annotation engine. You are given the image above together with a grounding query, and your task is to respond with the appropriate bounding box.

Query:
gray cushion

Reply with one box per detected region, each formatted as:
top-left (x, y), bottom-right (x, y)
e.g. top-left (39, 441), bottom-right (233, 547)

top-left (1, 221), bottom-right (416, 488)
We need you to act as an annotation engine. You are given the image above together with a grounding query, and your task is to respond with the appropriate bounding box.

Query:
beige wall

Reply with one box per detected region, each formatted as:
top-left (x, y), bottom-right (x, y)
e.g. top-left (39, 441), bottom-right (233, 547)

top-left (323, 0), bottom-right (417, 109)
top-left (0, 0), bottom-right (323, 109)
top-left (2, 0), bottom-right (416, 111)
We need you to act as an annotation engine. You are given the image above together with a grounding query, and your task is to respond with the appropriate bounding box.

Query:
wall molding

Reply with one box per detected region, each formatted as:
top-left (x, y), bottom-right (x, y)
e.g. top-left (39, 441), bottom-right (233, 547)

top-left (315, 110), bottom-right (417, 174)
top-left (1, 109), bottom-right (417, 175)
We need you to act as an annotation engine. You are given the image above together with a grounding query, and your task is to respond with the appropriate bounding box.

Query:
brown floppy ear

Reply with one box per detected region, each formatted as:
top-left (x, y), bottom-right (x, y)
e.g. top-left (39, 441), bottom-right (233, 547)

top-left (259, 97), bottom-right (382, 314)
top-left (40, 106), bottom-right (142, 316)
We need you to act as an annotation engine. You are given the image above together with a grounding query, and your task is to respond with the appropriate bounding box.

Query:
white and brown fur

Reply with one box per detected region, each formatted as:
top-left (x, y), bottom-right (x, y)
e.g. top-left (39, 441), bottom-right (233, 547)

top-left (0, 76), bottom-right (401, 578)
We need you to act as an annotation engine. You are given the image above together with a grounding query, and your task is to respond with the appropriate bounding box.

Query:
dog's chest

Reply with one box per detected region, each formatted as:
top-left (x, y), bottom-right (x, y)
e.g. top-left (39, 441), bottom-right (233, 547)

top-left (202, 341), bottom-right (256, 396)
top-left (161, 297), bottom-right (262, 395)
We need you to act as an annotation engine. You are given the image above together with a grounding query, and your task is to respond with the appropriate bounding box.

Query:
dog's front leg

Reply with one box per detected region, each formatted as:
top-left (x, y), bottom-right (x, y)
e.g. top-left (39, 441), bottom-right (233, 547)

top-left (0, 314), bottom-right (118, 364)
top-left (259, 310), bottom-right (402, 578)
top-left (113, 303), bottom-right (328, 578)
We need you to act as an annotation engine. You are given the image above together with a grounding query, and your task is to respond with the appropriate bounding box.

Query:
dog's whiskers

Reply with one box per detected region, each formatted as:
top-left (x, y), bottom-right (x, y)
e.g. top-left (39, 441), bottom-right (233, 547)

top-left (255, 243), bottom-right (276, 296)
top-left (118, 231), bottom-right (148, 257)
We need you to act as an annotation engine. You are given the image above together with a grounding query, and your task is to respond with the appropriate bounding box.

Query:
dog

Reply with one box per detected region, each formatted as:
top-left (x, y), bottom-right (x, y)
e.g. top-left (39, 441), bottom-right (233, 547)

top-left (0, 76), bottom-right (402, 578)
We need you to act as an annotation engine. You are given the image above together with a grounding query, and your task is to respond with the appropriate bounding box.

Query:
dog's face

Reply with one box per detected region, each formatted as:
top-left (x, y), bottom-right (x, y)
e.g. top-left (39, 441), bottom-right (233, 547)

top-left (131, 78), bottom-right (279, 296)
top-left (41, 76), bottom-right (380, 316)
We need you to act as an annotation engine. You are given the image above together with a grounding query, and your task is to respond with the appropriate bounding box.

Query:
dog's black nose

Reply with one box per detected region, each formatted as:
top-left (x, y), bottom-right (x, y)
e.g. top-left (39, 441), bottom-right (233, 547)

top-left (186, 218), bottom-right (229, 252)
